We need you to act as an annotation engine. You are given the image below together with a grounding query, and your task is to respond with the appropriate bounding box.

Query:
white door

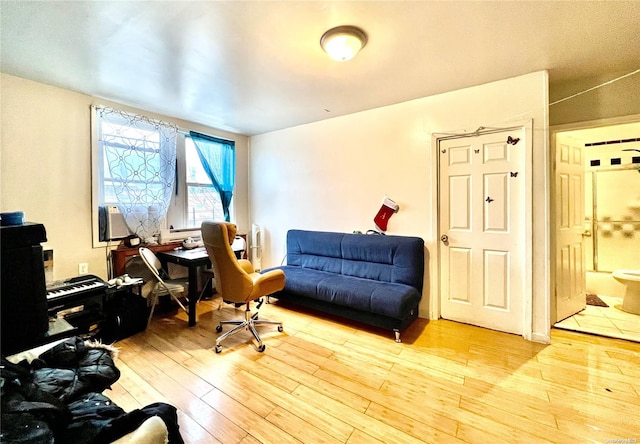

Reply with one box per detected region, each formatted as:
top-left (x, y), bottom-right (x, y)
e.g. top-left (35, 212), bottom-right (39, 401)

top-left (554, 134), bottom-right (586, 322)
top-left (439, 129), bottom-right (526, 334)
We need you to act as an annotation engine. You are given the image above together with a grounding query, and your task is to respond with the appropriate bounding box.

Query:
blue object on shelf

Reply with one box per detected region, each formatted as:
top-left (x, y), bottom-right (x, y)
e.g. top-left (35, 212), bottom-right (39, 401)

top-left (0, 211), bottom-right (25, 226)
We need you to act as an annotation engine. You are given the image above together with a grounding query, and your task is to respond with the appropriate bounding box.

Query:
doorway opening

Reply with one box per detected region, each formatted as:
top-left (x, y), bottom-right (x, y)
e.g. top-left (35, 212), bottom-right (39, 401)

top-left (553, 120), bottom-right (640, 342)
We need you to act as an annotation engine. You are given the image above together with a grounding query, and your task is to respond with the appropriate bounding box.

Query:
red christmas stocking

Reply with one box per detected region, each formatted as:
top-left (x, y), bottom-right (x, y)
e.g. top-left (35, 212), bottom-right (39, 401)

top-left (373, 197), bottom-right (399, 232)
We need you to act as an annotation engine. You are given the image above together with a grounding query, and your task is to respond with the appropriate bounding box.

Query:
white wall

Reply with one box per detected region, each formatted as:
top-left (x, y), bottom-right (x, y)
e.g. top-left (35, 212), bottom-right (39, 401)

top-left (249, 71), bottom-right (550, 341)
top-left (550, 71), bottom-right (640, 126)
top-left (1, 71), bottom-right (551, 339)
top-left (0, 73), bottom-right (249, 280)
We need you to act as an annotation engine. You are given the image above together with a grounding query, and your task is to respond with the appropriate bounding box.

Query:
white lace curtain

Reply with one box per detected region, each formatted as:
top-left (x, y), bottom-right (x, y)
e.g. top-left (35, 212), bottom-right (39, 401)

top-left (97, 107), bottom-right (177, 240)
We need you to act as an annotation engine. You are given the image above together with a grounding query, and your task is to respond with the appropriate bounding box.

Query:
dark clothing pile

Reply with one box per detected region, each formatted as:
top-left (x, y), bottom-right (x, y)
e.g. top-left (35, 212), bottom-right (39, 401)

top-left (1, 337), bottom-right (183, 443)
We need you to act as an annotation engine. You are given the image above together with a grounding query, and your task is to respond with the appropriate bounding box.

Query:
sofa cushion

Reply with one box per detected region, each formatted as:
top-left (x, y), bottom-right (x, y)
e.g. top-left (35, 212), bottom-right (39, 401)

top-left (286, 230), bottom-right (424, 292)
top-left (279, 266), bottom-right (420, 319)
top-left (278, 267), bottom-right (330, 295)
top-left (317, 275), bottom-right (420, 319)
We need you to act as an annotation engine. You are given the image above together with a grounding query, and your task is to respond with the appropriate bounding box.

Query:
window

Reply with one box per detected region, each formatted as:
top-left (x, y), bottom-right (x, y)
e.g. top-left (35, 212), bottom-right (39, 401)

top-left (96, 107), bottom-right (177, 241)
top-left (92, 106), bottom-right (236, 245)
top-left (100, 117), bottom-right (167, 206)
top-left (187, 131), bottom-right (236, 223)
top-left (184, 136), bottom-right (224, 227)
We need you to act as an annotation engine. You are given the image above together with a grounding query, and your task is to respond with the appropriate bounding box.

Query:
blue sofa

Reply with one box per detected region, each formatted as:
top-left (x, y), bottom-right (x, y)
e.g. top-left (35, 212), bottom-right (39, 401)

top-left (265, 230), bottom-right (424, 342)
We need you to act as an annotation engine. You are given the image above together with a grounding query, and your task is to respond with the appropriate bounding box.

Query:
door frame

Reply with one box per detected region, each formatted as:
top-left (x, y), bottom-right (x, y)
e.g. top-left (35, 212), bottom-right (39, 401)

top-left (549, 113), bottom-right (640, 325)
top-left (432, 120), bottom-right (534, 340)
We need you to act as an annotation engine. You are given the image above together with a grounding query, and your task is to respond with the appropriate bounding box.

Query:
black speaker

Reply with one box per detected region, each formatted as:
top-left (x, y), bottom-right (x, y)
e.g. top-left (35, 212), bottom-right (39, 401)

top-left (100, 290), bottom-right (148, 343)
top-left (1, 223), bottom-right (49, 355)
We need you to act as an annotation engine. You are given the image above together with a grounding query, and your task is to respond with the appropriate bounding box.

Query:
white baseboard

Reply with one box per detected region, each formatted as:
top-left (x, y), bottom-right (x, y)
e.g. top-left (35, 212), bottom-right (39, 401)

top-left (530, 331), bottom-right (551, 344)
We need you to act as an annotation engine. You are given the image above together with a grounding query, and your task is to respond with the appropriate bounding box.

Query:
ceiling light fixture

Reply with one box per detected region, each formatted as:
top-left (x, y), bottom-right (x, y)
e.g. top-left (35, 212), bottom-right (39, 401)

top-left (320, 25), bottom-right (367, 62)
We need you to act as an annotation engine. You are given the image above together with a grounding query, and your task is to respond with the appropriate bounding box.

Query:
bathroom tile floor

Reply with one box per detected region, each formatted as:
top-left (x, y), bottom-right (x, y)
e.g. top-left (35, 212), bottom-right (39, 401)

top-left (554, 294), bottom-right (640, 342)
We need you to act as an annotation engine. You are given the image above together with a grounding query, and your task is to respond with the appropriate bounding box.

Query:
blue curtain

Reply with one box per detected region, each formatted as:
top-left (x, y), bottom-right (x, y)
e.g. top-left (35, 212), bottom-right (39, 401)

top-left (189, 131), bottom-right (236, 222)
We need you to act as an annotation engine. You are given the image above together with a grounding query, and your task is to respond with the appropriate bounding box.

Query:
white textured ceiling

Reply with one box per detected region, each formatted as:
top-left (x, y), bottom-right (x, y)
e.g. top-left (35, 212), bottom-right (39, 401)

top-left (2, 1), bottom-right (640, 136)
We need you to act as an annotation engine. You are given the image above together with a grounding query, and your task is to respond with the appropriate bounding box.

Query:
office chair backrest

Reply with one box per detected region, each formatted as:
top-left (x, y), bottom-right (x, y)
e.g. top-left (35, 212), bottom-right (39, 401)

top-left (201, 222), bottom-right (253, 303)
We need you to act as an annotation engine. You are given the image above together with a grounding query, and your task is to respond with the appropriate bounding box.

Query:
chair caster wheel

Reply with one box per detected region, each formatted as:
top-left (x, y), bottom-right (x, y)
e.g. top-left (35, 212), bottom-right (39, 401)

top-left (278, 326), bottom-right (283, 332)
top-left (257, 344), bottom-right (266, 352)
top-left (215, 345), bottom-right (222, 353)
top-left (216, 325), bottom-right (223, 333)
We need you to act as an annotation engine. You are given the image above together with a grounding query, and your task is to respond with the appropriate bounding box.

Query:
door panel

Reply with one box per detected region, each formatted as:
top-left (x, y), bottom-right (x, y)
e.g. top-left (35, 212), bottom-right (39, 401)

top-left (484, 173), bottom-right (508, 232)
top-left (555, 134), bottom-right (586, 322)
top-left (449, 247), bottom-right (472, 303)
top-left (484, 250), bottom-right (509, 309)
top-left (439, 129), bottom-right (525, 334)
top-left (450, 175), bottom-right (471, 229)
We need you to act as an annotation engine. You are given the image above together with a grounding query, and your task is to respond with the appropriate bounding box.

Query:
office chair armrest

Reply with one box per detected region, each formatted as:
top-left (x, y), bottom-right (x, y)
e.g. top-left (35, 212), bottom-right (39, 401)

top-left (237, 259), bottom-right (255, 274)
top-left (252, 268), bottom-right (285, 297)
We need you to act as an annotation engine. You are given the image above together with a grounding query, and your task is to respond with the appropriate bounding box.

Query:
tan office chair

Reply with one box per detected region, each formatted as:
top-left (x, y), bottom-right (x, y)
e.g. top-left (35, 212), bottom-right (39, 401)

top-left (201, 221), bottom-right (285, 353)
top-left (139, 247), bottom-right (189, 327)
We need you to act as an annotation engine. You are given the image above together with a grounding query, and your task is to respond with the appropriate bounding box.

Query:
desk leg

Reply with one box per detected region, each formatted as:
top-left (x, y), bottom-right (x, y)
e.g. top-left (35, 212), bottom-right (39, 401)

top-left (188, 266), bottom-right (198, 326)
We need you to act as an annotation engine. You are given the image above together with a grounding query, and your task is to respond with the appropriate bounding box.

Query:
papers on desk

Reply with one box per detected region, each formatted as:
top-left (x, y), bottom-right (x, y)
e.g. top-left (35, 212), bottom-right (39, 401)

top-left (180, 246), bottom-right (207, 256)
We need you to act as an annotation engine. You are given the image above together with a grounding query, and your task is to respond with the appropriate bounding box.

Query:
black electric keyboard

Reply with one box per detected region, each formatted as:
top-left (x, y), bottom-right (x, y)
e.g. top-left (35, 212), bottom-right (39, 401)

top-left (46, 274), bottom-right (108, 303)
top-left (45, 275), bottom-right (108, 341)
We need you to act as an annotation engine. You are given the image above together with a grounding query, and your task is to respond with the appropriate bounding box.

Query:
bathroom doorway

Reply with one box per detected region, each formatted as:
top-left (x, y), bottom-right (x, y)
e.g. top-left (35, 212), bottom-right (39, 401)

top-left (553, 119), bottom-right (640, 342)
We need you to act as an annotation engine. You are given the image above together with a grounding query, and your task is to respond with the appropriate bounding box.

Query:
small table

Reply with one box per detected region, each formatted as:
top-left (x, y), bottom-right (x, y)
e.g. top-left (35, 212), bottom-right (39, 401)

top-left (157, 247), bottom-right (211, 326)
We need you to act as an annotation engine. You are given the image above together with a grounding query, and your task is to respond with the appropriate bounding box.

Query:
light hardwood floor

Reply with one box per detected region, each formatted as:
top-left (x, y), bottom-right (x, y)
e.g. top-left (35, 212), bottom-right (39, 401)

top-left (108, 298), bottom-right (640, 443)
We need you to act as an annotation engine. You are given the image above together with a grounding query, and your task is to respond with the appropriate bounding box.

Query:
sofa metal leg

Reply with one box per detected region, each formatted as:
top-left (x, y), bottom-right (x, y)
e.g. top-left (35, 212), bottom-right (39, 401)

top-left (394, 329), bottom-right (401, 343)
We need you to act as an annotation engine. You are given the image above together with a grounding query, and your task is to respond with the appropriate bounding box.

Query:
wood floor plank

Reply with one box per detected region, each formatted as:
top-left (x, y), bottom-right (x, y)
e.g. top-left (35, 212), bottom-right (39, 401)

top-left (460, 377), bottom-right (558, 428)
top-left (265, 406), bottom-right (343, 444)
top-left (546, 385), bottom-right (640, 436)
top-left (176, 410), bottom-right (223, 444)
top-left (387, 353), bottom-right (467, 387)
top-left (237, 369), bottom-right (356, 442)
top-left (200, 385), bottom-right (300, 444)
top-left (130, 340), bottom-right (216, 398)
top-left (101, 299), bottom-right (640, 443)
top-left (540, 366), bottom-right (640, 404)
top-left (258, 352), bottom-right (371, 413)
top-left (106, 380), bottom-right (142, 412)
top-left (365, 401), bottom-right (463, 443)
top-left (291, 384), bottom-right (426, 444)
top-left (345, 429), bottom-right (386, 444)
top-left (121, 349), bottom-right (248, 443)
top-left (458, 396), bottom-right (582, 443)
top-left (113, 359), bottom-right (171, 406)
top-left (318, 370), bottom-right (459, 435)
top-left (262, 341), bottom-right (320, 374)
top-left (444, 402), bottom-right (555, 443)
top-left (554, 416), bottom-right (632, 444)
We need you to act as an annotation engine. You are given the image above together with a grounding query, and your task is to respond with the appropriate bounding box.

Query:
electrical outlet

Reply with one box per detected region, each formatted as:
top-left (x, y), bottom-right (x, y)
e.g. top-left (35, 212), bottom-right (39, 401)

top-left (78, 263), bottom-right (89, 275)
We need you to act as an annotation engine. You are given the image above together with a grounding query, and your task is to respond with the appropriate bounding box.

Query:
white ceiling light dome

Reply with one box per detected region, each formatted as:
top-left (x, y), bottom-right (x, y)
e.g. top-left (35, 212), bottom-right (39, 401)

top-left (320, 26), bottom-right (368, 62)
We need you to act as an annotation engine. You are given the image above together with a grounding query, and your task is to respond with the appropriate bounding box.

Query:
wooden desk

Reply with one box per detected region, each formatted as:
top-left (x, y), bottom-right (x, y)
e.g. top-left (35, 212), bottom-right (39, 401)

top-left (111, 242), bottom-right (181, 277)
top-left (157, 248), bottom-right (211, 327)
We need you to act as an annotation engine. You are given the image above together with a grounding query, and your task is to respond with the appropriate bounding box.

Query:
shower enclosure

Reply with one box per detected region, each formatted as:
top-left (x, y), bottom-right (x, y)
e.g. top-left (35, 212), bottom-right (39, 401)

top-left (584, 140), bottom-right (640, 296)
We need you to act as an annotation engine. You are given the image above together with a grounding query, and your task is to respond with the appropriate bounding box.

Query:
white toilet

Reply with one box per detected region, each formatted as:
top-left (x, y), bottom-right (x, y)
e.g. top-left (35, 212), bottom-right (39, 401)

top-left (612, 270), bottom-right (640, 315)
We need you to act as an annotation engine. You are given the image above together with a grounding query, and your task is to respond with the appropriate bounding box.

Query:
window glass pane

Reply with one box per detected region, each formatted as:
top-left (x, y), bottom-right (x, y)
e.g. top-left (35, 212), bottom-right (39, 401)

top-left (100, 119), bottom-right (165, 205)
top-left (185, 137), bottom-right (212, 184)
top-left (184, 136), bottom-right (226, 227)
top-left (186, 185), bottom-right (224, 228)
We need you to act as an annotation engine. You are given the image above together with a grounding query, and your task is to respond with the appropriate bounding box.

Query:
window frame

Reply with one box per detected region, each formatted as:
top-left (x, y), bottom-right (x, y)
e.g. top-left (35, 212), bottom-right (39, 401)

top-left (91, 105), bottom-right (236, 248)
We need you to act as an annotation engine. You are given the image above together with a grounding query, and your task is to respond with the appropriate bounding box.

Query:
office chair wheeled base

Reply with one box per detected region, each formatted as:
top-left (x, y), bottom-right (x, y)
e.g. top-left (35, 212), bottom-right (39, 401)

top-left (214, 303), bottom-right (283, 353)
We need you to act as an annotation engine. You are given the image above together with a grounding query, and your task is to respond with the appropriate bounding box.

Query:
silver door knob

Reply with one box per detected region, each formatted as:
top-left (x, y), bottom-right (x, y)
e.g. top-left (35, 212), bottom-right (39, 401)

top-left (441, 235), bottom-right (448, 243)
